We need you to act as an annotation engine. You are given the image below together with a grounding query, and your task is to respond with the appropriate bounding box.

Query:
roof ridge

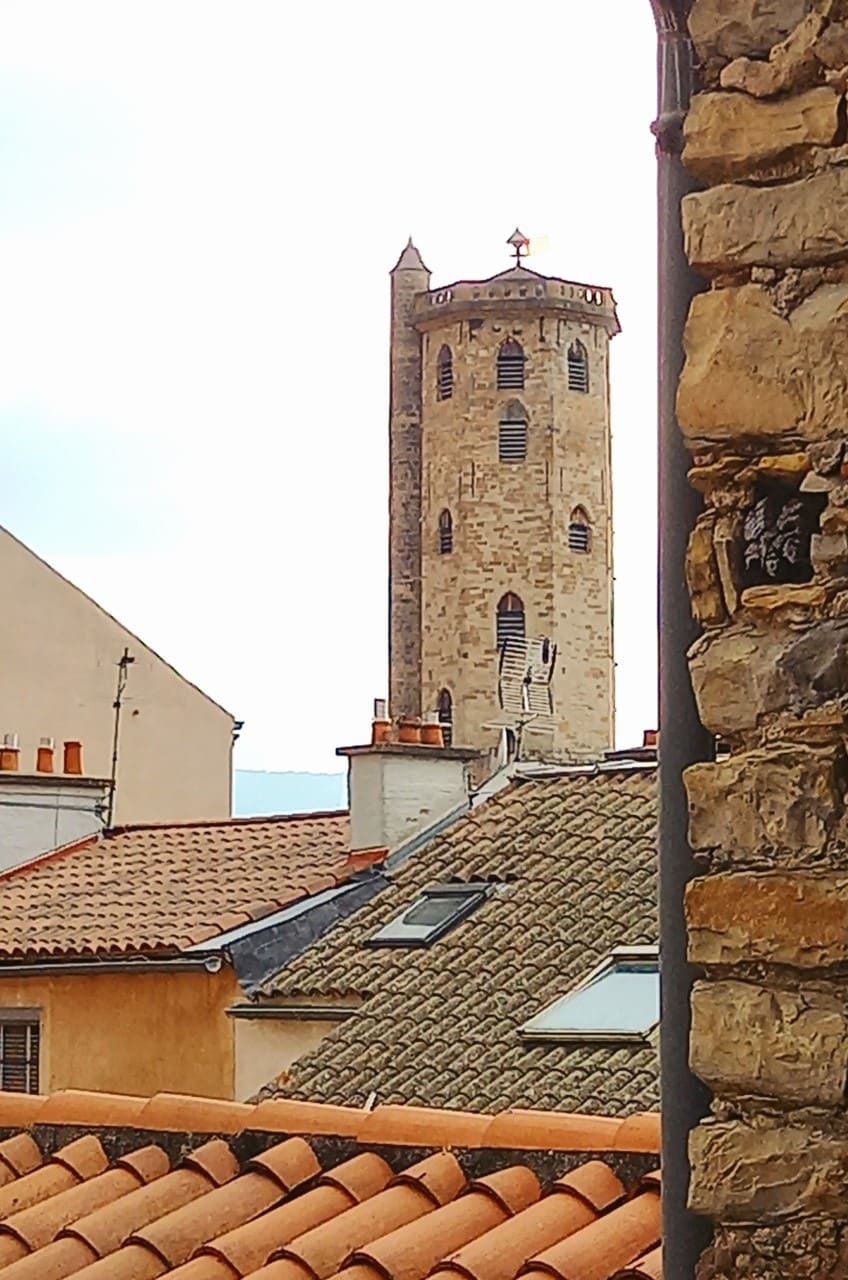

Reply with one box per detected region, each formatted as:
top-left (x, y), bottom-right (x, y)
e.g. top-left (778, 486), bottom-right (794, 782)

top-left (107, 809), bottom-right (349, 835)
top-left (0, 833), bottom-right (100, 884)
top-left (0, 1090), bottom-right (661, 1154)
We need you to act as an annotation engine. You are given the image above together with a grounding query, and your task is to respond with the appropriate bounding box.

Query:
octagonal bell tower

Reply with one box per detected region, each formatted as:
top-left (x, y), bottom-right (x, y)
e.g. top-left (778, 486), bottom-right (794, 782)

top-left (388, 235), bottom-right (619, 759)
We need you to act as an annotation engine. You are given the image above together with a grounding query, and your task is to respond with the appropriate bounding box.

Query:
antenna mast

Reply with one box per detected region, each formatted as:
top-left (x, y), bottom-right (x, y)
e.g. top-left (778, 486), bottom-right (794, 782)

top-left (106, 648), bottom-right (135, 828)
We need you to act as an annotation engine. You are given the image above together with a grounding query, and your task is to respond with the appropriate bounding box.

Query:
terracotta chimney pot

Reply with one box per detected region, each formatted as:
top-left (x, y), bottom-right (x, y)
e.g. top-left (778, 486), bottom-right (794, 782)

top-left (63, 741), bottom-right (83, 775)
top-left (398, 717), bottom-right (422, 745)
top-left (36, 738), bottom-right (54, 773)
top-left (0, 734), bottom-right (19, 772)
top-left (420, 719), bottom-right (444, 747)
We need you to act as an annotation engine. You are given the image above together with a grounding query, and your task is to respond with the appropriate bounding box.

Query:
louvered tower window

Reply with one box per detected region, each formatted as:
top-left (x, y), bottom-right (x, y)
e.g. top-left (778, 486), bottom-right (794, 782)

top-left (497, 339), bottom-right (525, 390)
top-left (437, 688), bottom-right (453, 747)
top-left (568, 507), bottom-right (592, 554)
top-left (437, 345), bottom-right (453, 400)
top-left (0, 1014), bottom-right (40, 1093)
top-left (567, 341), bottom-right (589, 393)
top-left (499, 400), bottom-right (528, 462)
top-left (438, 509), bottom-right (453, 555)
top-left (496, 592), bottom-right (526, 649)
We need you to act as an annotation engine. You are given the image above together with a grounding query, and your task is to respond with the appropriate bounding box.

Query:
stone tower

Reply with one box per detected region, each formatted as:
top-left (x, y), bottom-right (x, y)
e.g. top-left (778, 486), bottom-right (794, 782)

top-left (388, 238), bottom-right (620, 757)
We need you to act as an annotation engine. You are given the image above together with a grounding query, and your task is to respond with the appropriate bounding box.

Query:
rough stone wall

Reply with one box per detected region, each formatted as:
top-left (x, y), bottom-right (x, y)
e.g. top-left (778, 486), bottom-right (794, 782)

top-left (418, 307), bottom-right (614, 756)
top-left (680, 2), bottom-right (848, 1274)
top-left (389, 254), bottom-right (430, 721)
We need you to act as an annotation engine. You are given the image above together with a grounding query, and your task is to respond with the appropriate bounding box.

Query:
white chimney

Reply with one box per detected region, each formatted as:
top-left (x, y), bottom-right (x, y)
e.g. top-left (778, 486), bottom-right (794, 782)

top-left (0, 738), bottom-right (109, 870)
top-left (338, 705), bottom-right (481, 854)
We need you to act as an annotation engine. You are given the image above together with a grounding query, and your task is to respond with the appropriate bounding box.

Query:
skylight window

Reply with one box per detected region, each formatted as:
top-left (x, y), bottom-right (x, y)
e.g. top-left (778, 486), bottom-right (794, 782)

top-left (366, 882), bottom-right (492, 948)
top-left (520, 947), bottom-right (659, 1044)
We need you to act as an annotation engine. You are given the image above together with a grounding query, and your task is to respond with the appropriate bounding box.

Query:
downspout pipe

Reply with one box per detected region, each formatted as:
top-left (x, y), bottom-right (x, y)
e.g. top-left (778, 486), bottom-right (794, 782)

top-left (649, 2), bottom-right (713, 1275)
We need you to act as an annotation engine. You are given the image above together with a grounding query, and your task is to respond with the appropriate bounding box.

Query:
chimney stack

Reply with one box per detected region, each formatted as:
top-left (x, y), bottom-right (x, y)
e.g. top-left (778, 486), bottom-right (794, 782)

top-left (371, 699), bottom-right (392, 746)
top-left (36, 738), bottom-right (54, 773)
top-left (0, 735), bottom-right (19, 772)
top-left (339, 704), bottom-right (481, 855)
top-left (63, 741), bottom-right (83, 776)
top-left (420, 711), bottom-right (444, 748)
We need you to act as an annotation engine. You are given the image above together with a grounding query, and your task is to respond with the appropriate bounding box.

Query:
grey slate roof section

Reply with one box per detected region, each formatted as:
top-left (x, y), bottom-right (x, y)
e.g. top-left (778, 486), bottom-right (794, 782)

top-left (258, 768), bottom-right (659, 1116)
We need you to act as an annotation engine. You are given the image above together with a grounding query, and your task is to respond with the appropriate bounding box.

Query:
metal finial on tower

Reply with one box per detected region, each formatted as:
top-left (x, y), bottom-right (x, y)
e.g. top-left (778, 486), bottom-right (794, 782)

top-left (507, 228), bottom-right (530, 266)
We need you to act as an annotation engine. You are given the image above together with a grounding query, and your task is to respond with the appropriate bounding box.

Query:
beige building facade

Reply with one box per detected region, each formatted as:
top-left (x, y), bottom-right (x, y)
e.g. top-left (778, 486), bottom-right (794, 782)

top-left (0, 525), bottom-right (234, 825)
top-left (389, 241), bottom-right (620, 757)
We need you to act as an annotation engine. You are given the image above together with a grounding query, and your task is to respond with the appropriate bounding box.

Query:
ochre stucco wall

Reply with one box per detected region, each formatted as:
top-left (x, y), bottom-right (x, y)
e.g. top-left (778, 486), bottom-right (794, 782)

top-left (234, 1016), bottom-right (346, 1102)
top-left (0, 527), bottom-right (234, 825)
top-left (0, 968), bottom-right (241, 1098)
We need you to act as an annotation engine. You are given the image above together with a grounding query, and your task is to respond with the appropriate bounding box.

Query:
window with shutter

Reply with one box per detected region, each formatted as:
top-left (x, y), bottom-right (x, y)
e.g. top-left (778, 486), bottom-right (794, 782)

top-left (438, 510), bottom-right (453, 554)
top-left (437, 689), bottom-right (453, 747)
top-left (497, 340), bottom-right (525, 390)
top-left (498, 401), bottom-right (527, 462)
top-left (496, 593), bottom-right (526, 649)
top-left (568, 507), bottom-right (592, 554)
top-left (567, 341), bottom-right (589, 393)
top-left (0, 1015), bottom-right (40, 1093)
top-left (436, 346), bottom-right (453, 400)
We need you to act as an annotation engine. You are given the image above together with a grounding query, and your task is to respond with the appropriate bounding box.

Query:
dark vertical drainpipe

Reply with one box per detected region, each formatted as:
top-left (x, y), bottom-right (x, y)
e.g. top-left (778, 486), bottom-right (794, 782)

top-left (649, 2), bottom-right (713, 1275)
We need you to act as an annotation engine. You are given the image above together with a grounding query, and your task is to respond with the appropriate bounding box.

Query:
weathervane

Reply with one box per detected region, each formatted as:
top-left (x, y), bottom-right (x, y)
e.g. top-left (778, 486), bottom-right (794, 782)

top-left (507, 228), bottom-right (530, 266)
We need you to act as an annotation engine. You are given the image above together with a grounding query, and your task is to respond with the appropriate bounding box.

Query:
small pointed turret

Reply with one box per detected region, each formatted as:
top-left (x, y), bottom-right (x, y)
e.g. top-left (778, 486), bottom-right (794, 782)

top-left (391, 237), bottom-right (429, 274)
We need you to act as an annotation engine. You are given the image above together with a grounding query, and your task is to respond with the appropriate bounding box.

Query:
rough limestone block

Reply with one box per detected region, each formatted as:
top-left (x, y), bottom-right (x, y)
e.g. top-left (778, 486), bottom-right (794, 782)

top-left (701, 1221), bottom-right (848, 1279)
top-left (720, 11), bottom-right (827, 96)
top-left (689, 0), bottom-right (816, 68)
top-left (690, 1119), bottom-right (848, 1220)
top-left (687, 870), bottom-right (848, 967)
top-left (690, 979), bottom-right (848, 1105)
top-left (688, 617), bottom-right (848, 735)
top-left (686, 516), bottom-right (727, 628)
top-left (683, 87), bottom-right (839, 183)
top-left (685, 745), bottom-right (848, 865)
top-left (678, 283), bottom-right (848, 447)
top-left (684, 160), bottom-right (848, 273)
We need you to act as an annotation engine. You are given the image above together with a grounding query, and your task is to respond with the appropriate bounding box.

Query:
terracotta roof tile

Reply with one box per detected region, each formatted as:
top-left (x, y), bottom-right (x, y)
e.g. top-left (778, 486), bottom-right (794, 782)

top-left (611, 1245), bottom-right (663, 1279)
top-left (342, 1168), bottom-right (540, 1280)
top-left (186, 1155), bottom-right (393, 1279)
top-left (0, 1138), bottom-right (41, 1187)
top-left (127, 1138), bottom-right (318, 1272)
top-left (356, 1107), bottom-right (491, 1150)
top-left (260, 772), bottom-right (659, 1117)
top-left (0, 1138), bottom-right (107, 1221)
top-left (521, 1185), bottom-right (661, 1280)
top-left (137, 1097), bottom-right (253, 1136)
top-left (0, 1144), bottom-right (166, 1269)
top-left (34, 1094), bottom-right (149, 1130)
top-left (0, 812), bottom-right (351, 958)
top-left (0, 1091), bottom-right (662, 1278)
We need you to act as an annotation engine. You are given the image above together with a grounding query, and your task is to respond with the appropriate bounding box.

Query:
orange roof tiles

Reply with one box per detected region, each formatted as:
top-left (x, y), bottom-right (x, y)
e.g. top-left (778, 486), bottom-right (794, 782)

top-left (0, 1093), bottom-right (660, 1155)
top-left (0, 1090), bottom-right (661, 1279)
top-left (0, 812), bottom-right (351, 958)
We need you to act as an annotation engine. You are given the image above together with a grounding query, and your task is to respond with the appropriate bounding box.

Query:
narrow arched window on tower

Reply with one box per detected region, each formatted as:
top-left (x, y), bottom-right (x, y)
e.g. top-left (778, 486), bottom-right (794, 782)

top-left (437, 345), bottom-right (453, 400)
top-left (567, 341), bottom-right (589, 393)
top-left (496, 592), bottom-right (526, 649)
top-left (568, 507), bottom-right (592, 554)
top-left (437, 688), bottom-right (453, 747)
top-left (497, 339), bottom-right (525, 390)
top-left (438, 509), bottom-right (453, 554)
top-left (498, 400), bottom-right (528, 462)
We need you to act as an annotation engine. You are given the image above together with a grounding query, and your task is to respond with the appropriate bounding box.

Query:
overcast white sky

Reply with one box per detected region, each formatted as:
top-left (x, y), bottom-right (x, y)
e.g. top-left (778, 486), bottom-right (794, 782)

top-left (1, 1), bottom-right (659, 773)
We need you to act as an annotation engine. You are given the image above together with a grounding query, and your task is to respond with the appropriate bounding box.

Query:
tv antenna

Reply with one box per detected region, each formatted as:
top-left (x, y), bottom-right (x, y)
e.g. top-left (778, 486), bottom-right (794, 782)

top-left (484, 635), bottom-right (557, 761)
top-left (106, 648), bottom-right (135, 828)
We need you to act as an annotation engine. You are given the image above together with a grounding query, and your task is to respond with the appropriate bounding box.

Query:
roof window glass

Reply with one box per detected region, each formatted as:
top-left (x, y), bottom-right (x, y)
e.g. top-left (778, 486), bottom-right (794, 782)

top-left (520, 947), bottom-right (659, 1043)
top-left (366, 882), bottom-right (491, 948)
